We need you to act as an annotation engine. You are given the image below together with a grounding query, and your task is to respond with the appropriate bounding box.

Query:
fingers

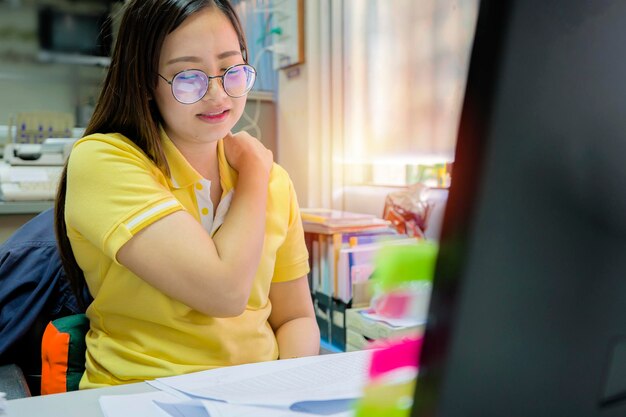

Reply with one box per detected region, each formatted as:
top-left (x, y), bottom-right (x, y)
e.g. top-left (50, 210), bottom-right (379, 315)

top-left (223, 131), bottom-right (273, 175)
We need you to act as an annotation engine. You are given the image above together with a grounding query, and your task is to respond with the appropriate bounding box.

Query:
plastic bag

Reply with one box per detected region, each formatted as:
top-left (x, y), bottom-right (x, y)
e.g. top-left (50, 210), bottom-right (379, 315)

top-left (382, 183), bottom-right (430, 238)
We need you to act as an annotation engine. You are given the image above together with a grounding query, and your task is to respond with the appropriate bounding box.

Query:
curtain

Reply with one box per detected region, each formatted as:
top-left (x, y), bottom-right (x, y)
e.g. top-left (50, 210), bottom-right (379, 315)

top-left (341, 0), bottom-right (478, 186)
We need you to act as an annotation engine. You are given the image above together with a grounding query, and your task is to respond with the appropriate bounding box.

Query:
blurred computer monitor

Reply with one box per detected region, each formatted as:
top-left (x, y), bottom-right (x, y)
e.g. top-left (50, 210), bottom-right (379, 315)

top-left (412, 1), bottom-right (626, 416)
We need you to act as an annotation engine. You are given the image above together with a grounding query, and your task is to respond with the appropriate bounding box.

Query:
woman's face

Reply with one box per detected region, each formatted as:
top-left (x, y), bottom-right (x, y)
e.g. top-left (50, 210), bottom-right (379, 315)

top-left (155, 7), bottom-right (247, 146)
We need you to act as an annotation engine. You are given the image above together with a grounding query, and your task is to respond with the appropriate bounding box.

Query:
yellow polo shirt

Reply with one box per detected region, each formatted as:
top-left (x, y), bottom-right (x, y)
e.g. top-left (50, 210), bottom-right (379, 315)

top-left (64, 130), bottom-right (310, 389)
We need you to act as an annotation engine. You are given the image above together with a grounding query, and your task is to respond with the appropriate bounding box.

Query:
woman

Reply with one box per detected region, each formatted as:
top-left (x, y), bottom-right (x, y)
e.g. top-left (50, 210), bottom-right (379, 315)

top-left (54, 0), bottom-right (319, 389)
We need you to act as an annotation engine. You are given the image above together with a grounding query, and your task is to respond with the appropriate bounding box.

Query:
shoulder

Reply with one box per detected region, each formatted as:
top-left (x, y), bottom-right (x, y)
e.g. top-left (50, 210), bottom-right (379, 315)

top-left (69, 133), bottom-right (156, 173)
top-left (269, 162), bottom-right (291, 185)
top-left (269, 162), bottom-right (295, 193)
top-left (72, 133), bottom-right (147, 158)
top-left (66, 133), bottom-right (163, 191)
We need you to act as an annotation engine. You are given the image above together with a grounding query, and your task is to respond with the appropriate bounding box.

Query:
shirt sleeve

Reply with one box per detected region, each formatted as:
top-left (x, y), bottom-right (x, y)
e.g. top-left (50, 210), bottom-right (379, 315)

top-left (65, 135), bottom-right (183, 263)
top-left (272, 177), bottom-right (310, 283)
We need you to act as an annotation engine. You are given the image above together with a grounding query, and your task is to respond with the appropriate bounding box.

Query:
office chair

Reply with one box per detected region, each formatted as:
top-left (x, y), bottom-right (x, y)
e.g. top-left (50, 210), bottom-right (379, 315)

top-left (0, 208), bottom-right (88, 397)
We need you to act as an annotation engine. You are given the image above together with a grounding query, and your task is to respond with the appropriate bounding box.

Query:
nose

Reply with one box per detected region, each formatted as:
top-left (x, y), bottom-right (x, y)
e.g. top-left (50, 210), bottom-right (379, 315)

top-left (202, 77), bottom-right (227, 101)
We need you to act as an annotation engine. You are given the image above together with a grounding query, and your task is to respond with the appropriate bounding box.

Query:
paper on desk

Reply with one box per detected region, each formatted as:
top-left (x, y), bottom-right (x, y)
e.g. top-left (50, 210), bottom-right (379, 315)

top-left (155, 399), bottom-right (355, 417)
top-left (154, 350), bottom-right (371, 408)
top-left (360, 310), bottom-right (425, 328)
top-left (99, 391), bottom-right (183, 417)
top-left (153, 399), bottom-right (208, 417)
top-left (147, 379), bottom-right (194, 399)
top-left (99, 390), bottom-right (355, 417)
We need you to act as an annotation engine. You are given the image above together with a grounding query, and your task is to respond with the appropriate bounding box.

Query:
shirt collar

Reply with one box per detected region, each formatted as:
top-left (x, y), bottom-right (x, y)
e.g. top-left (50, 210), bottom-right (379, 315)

top-left (160, 127), bottom-right (202, 189)
top-left (216, 138), bottom-right (237, 194)
top-left (160, 126), bottom-right (237, 193)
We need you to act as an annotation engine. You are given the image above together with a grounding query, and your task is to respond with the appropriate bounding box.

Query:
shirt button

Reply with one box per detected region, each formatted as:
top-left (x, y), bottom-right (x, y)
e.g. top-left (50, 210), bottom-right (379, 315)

top-left (196, 183), bottom-right (203, 190)
top-left (201, 208), bottom-right (209, 216)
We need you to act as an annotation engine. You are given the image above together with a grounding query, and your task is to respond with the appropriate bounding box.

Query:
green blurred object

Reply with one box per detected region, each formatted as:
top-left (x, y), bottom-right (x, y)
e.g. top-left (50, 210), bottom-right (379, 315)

top-left (354, 242), bottom-right (435, 416)
top-left (353, 375), bottom-right (416, 417)
top-left (371, 241), bottom-right (438, 293)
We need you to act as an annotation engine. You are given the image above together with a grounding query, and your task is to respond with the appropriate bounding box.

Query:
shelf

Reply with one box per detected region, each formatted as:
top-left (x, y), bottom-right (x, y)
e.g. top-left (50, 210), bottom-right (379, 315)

top-left (37, 51), bottom-right (111, 67)
top-left (0, 200), bottom-right (53, 215)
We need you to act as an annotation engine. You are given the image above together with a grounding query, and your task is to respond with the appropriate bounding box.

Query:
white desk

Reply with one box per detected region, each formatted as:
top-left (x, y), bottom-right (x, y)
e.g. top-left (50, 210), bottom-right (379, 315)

top-left (6, 382), bottom-right (155, 417)
top-left (5, 350), bottom-right (371, 417)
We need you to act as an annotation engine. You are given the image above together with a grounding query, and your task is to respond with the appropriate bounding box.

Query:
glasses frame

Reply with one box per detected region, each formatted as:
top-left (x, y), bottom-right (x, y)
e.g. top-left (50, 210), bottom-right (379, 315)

top-left (158, 63), bottom-right (256, 104)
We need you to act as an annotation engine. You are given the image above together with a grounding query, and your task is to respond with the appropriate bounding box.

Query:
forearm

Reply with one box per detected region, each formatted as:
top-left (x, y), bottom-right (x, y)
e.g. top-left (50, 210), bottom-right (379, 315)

top-left (275, 317), bottom-right (321, 359)
top-left (213, 169), bottom-right (269, 282)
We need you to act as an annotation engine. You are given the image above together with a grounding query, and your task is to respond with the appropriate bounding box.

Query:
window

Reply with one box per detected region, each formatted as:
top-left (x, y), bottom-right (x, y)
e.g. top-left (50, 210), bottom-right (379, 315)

top-left (339, 0), bottom-right (478, 189)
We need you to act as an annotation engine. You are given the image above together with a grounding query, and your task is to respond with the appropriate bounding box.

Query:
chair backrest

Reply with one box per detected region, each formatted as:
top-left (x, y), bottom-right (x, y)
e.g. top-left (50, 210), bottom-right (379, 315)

top-left (41, 314), bottom-right (89, 394)
top-left (0, 208), bottom-right (90, 395)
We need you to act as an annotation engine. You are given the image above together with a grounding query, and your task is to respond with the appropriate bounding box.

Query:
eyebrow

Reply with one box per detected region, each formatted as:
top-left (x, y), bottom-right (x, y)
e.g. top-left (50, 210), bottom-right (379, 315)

top-left (166, 50), bottom-right (242, 65)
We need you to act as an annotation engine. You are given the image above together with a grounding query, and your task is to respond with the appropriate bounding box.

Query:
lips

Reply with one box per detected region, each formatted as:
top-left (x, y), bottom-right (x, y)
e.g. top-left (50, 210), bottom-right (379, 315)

top-left (197, 109), bottom-right (230, 123)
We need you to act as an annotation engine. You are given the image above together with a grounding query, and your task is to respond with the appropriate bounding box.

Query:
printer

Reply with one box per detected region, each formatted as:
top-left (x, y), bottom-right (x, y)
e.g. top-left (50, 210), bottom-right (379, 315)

top-left (3, 138), bottom-right (75, 166)
top-left (0, 138), bottom-right (76, 201)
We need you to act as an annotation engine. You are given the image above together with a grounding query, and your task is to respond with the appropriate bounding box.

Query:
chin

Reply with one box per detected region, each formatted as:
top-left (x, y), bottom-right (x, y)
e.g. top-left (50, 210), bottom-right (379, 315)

top-left (198, 125), bottom-right (233, 143)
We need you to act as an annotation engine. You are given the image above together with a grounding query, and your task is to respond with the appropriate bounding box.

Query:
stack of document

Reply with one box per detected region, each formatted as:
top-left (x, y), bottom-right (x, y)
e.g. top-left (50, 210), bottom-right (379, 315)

top-left (0, 163), bottom-right (63, 201)
top-left (301, 208), bottom-right (391, 234)
top-left (99, 350), bottom-right (372, 417)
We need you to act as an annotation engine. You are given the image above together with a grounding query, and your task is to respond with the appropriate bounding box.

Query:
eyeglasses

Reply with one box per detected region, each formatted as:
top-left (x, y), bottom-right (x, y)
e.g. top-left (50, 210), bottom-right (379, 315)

top-left (158, 64), bottom-right (256, 104)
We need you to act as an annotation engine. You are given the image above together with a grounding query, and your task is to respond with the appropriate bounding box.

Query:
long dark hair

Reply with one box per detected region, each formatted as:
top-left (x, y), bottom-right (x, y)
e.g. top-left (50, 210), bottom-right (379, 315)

top-left (54, 0), bottom-right (249, 309)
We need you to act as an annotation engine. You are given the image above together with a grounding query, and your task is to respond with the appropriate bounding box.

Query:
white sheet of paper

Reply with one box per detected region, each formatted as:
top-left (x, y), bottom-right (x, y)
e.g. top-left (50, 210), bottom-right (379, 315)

top-left (204, 400), bottom-right (355, 417)
top-left (146, 379), bottom-right (194, 399)
top-left (99, 391), bottom-right (184, 417)
top-left (360, 310), bottom-right (426, 328)
top-left (152, 399), bottom-right (209, 417)
top-left (100, 390), bottom-right (356, 417)
top-left (155, 350), bottom-right (372, 407)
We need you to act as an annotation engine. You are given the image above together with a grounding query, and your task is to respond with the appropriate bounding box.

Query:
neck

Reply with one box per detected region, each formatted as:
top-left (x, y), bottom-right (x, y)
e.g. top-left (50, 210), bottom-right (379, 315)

top-left (174, 139), bottom-right (220, 181)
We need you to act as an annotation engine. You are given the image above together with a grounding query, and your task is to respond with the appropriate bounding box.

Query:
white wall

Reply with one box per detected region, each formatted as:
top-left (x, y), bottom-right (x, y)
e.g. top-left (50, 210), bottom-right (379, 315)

top-left (276, 0), bottom-right (333, 210)
top-left (276, 64), bottom-right (312, 204)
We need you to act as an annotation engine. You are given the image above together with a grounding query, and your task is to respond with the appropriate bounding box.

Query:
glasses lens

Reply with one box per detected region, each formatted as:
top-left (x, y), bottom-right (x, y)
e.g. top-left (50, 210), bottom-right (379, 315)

top-left (172, 70), bottom-right (209, 104)
top-left (223, 65), bottom-right (256, 97)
